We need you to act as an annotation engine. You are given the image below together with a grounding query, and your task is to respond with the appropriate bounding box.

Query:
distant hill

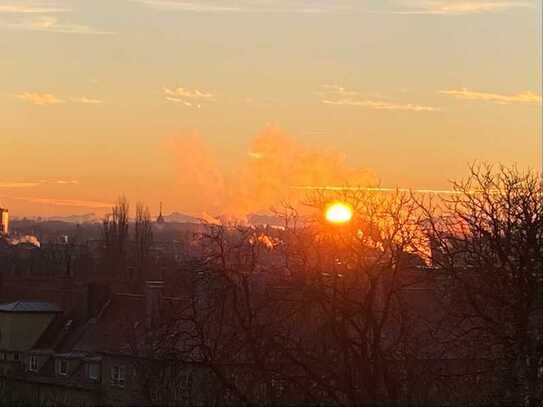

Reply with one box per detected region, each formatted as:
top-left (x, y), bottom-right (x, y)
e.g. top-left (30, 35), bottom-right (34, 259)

top-left (12, 213), bottom-right (99, 224)
top-left (45, 213), bottom-right (99, 224)
top-left (247, 213), bottom-right (284, 227)
top-left (163, 212), bottom-right (203, 224)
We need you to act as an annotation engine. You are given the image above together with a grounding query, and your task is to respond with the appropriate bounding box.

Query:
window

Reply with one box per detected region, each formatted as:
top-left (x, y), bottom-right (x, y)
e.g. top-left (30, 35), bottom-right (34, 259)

top-left (13, 352), bottom-right (19, 361)
top-left (88, 363), bottom-right (99, 380)
top-left (29, 356), bottom-right (38, 372)
top-left (111, 365), bottom-right (126, 387)
top-left (56, 359), bottom-right (68, 376)
top-left (1, 352), bottom-right (6, 361)
top-left (177, 373), bottom-right (193, 401)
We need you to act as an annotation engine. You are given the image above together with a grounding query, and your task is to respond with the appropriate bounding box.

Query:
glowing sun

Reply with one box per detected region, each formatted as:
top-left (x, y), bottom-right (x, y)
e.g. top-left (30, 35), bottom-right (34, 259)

top-left (325, 202), bottom-right (353, 224)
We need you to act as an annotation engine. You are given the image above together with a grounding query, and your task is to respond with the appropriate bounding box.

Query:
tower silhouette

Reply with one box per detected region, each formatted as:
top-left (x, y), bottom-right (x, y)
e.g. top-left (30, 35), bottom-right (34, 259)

top-left (156, 202), bottom-right (165, 224)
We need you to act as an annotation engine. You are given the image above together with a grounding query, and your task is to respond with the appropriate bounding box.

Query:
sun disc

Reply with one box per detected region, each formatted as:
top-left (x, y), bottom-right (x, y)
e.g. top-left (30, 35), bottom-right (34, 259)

top-left (325, 202), bottom-right (353, 224)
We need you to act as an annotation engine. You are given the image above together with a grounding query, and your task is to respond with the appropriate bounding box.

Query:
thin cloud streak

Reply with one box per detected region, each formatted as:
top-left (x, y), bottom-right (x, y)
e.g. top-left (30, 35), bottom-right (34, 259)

top-left (16, 92), bottom-right (64, 105)
top-left (0, 4), bottom-right (69, 13)
top-left (0, 179), bottom-right (79, 188)
top-left (386, 1), bottom-right (533, 15)
top-left (41, 179), bottom-right (79, 185)
top-left (322, 99), bottom-right (440, 112)
top-left (318, 85), bottom-right (440, 112)
top-left (134, 0), bottom-right (351, 14)
top-left (17, 92), bottom-right (104, 105)
top-left (440, 88), bottom-right (542, 104)
top-left (0, 3), bottom-right (115, 35)
top-left (7, 196), bottom-right (113, 209)
top-left (0, 182), bottom-right (41, 188)
top-left (163, 86), bottom-right (215, 108)
top-left (2, 15), bottom-right (115, 34)
top-left (290, 185), bottom-right (465, 195)
top-left (70, 97), bottom-right (104, 104)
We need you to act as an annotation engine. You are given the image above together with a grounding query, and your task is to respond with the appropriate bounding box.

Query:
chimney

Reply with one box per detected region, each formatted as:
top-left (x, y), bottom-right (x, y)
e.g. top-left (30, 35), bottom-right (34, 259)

top-left (144, 280), bottom-right (164, 329)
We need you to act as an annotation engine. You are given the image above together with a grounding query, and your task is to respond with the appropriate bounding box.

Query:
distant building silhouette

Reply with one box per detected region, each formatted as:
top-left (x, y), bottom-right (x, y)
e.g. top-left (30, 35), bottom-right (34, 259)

top-left (0, 208), bottom-right (9, 235)
top-left (156, 202), bottom-right (165, 224)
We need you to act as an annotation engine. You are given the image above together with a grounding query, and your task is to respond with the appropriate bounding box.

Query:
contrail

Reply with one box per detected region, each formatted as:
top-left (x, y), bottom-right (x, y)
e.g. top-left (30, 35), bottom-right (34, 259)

top-left (289, 186), bottom-right (464, 195)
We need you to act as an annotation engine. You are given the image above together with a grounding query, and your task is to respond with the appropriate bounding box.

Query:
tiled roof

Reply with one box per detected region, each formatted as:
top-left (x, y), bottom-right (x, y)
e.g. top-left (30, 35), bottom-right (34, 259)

top-left (0, 300), bottom-right (62, 313)
top-left (55, 352), bottom-right (87, 359)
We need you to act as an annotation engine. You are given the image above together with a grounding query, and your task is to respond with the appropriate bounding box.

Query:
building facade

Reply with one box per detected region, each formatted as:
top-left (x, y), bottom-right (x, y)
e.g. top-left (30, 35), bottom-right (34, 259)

top-left (0, 208), bottom-right (8, 236)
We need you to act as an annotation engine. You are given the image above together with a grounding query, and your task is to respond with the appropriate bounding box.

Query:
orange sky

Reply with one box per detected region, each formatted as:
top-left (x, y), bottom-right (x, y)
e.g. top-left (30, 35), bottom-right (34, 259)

top-left (1, 0), bottom-right (541, 218)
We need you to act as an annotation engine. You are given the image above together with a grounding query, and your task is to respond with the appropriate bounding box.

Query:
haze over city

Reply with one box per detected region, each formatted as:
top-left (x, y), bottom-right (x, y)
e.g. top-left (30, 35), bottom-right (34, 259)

top-left (1, 0), bottom-right (540, 218)
top-left (1, 2), bottom-right (542, 406)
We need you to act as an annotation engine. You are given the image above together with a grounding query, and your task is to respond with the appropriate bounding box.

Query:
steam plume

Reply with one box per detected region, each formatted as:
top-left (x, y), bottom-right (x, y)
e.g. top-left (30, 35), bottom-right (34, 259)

top-left (165, 127), bottom-right (376, 220)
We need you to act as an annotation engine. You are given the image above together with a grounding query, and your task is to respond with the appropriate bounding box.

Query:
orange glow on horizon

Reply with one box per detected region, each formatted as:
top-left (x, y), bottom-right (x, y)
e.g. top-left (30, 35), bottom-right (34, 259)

top-left (325, 202), bottom-right (353, 224)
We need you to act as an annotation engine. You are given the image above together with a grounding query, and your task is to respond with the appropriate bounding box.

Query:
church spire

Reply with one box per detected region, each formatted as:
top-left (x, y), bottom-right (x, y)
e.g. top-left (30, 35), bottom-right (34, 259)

top-left (156, 202), bottom-right (165, 224)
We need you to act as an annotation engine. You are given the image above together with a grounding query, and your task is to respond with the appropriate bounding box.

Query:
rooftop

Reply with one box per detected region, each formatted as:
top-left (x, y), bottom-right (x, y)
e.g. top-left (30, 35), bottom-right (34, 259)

top-left (0, 301), bottom-right (62, 313)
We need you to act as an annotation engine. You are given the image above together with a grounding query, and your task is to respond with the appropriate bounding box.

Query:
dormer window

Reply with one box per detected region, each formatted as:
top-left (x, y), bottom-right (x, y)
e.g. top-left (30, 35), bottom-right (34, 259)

top-left (29, 356), bottom-right (38, 372)
top-left (111, 365), bottom-right (126, 387)
top-left (56, 359), bottom-right (68, 376)
top-left (88, 363), bottom-right (99, 380)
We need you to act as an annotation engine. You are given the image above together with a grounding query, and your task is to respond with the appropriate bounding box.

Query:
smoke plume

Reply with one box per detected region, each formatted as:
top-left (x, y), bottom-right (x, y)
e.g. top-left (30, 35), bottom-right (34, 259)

top-left (165, 127), bottom-right (376, 221)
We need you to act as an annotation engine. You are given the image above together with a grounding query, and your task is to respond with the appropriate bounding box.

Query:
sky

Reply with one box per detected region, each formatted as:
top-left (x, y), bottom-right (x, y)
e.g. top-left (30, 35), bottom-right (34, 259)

top-left (0, 0), bottom-right (541, 219)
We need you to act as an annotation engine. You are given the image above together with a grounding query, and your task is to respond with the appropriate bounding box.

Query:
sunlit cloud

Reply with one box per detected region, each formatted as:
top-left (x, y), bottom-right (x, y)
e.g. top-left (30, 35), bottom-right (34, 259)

top-left (290, 185), bottom-right (464, 194)
top-left (134, 0), bottom-right (350, 14)
top-left (0, 179), bottom-right (79, 188)
top-left (318, 85), bottom-right (440, 112)
top-left (16, 92), bottom-right (64, 105)
top-left (8, 196), bottom-right (113, 209)
top-left (0, 3), bottom-right (114, 34)
top-left (70, 96), bottom-right (104, 104)
top-left (387, 1), bottom-right (533, 15)
top-left (0, 182), bottom-right (41, 188)
top-left (16, 92), bottom-right (104, 106)
top-left (163, 86), bottom-right (215, 108)
top-left (41, 179), bottom-right (80, 185)
top-left (439, 88), bottom-right (542, 104)
top-left (0, 4), bottom-right (69, 14)
top-left (2, 15), bottom-right (115, 34)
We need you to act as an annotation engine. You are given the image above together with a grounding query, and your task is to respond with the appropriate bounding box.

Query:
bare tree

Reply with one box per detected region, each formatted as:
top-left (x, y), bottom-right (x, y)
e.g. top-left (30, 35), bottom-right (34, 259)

top-left (102, 196), bottom-right (130, 278)
top-left (127, 164), bottom-right (542, 406)
top-left (420, 163), bottom-right (543, 405)
top-left (145, 191), bottom-right (444, 406)
top-left (135, 202), bottom-right (153, 281)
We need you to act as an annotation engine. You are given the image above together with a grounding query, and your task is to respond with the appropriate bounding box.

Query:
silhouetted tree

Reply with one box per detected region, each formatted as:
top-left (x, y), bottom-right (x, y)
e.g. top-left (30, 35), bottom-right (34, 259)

top-left (102, 196), bottom-right (130, 278)
top-left (144, 191), bottom-right (444, 406)
top-left (127, 164), bottom-right (543, 406)
top-left (135, 202), bottom-right (153, 281)
top-left (420, 164), bottom-right (543, 405)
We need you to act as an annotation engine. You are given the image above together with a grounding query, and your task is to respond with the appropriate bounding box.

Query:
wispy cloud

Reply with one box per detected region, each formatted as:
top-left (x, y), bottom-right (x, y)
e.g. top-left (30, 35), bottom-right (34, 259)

top-left (70, 96), bottom-right (103, 104)
top-left (163, 86), bottom-right (215, 108)
top-left (290, 185), bottom-right (465, 195)
top-left (0, 179), bottom-right (79, 188)
top-left (7, 196), bottom-right (112, 208)
top-left (0, 2), bottom-right (114, 34)
top-left (0, 182), bottom-right (41, 188)
top-left (318, 85), bottom-right (440, 112)
top-left (134, 0), bottom-right (350, 14)
top-left (2, 15), bottom-right (115, 34)
top-left (0, 4), bottom-right (69, 14)
top-left (439, 88), bottom-right (542, 104)
top-left (16, 92), bottom-right (104, 106)
top-left (41, 179), bottom-right (80, 185)
top-left (16, 92), bottom-right (64, 105)
top-left (387, 1), bottom-right (533, 15)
